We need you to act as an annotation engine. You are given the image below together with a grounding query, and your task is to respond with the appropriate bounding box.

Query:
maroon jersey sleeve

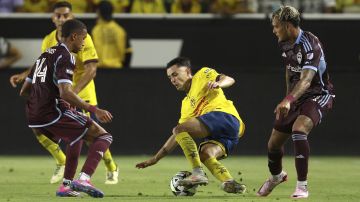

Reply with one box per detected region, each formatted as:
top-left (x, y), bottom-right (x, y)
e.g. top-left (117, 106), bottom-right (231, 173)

top-left (302, 35), bottom-right (323, 72)
top-left (55, 53), bottom-right (75, 85)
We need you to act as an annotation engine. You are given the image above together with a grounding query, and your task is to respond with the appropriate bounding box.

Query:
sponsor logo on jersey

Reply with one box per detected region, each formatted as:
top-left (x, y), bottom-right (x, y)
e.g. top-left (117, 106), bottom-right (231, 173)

top-left (297, 51), bottom-right (302, 64)
top-left (286, 64), bottom-right (302, 72)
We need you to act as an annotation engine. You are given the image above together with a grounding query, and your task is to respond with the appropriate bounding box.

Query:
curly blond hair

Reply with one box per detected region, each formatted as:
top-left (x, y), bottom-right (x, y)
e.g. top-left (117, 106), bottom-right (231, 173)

top-left (272, 6), bottom-right (300, 27)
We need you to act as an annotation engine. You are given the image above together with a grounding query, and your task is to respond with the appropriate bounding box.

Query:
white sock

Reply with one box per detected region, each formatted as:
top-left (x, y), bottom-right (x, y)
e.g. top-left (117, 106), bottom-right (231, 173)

top-left (297, 181), bottom-right (308, 189)
top-left (193, 167), bottom-right (205, 175)
top-left (272, 171), bottom-right (285, 181)
top-left (62, 178), bottom-right (72, 186)
top-left (78, 172), bottom-right (90, 181)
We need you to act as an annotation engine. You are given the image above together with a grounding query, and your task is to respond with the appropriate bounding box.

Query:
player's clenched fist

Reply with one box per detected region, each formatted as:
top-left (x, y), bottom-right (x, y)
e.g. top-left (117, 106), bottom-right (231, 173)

top-left (95, 108), bottom-right (113, 123)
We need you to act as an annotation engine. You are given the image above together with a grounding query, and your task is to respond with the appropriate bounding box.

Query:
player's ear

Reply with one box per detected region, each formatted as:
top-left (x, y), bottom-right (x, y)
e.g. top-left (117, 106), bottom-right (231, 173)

top-left (71, 32), bottom-right (77, 41)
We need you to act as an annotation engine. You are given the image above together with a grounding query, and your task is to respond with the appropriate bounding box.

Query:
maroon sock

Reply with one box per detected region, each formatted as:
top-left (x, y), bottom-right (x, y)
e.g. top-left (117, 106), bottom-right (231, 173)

top-left (292, 131), bottom-right (309, 181)
top-left (268, 147), bottom-right (284, 175)
top-left (81, 133), bottom-right (112, 176)
top-left (64, 140), bottom-right (83, 180)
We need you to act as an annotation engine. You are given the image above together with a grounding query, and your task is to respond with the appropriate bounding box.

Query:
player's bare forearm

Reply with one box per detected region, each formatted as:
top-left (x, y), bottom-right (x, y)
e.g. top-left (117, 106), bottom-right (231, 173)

top-left (136, 134), bottom-right (178, 169)
top-left (287, 69), bottom-right (315, 100)
top-left (73, 62), bottom-right (97, 94)
top-left (59, 83), bottom-right (92, 111)
top-left (19, 80), bottom-right (31, 97)
top-left (154, 134), bottom-right (178, 161)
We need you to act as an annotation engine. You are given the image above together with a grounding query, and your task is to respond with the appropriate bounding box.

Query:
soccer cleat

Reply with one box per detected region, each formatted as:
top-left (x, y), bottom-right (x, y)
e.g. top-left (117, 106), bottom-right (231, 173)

top-left (50, 164), bottom-right (65, 184)
top-left (257, 171), bottom-right (288, 197)
top-left (291, 186), bottom-right (309, 199)
top-left (105, 165), bottom-right (119, 185)
top-left (178, 173), bottom-right (208, 186)
top-left (221, 180), bottom-right (247, 194)
top-left (56, 184), bottom-right (80, 197)
top-left (70, 180), bottom-right (104, 198)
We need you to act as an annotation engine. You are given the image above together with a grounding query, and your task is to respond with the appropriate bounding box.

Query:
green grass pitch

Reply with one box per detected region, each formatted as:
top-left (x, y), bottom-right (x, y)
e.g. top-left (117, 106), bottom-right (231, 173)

top-left (0, 156), bottom-right (359, 202)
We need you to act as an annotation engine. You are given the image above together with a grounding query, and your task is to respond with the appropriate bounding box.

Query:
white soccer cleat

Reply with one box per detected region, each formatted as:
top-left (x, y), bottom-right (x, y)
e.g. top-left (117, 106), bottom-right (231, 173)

top-left (291, 186), bottom-right (309, 199)
top-left (221, 180), bottom-right (247, 194)
top-left (178, 173), bottom-right (208, 186)
top-left (257, 171), bottom-right (287, 197)
top-left (105, 165), bottom-right (119, 185)
top-left (50, 164), bottom-right (65, 184)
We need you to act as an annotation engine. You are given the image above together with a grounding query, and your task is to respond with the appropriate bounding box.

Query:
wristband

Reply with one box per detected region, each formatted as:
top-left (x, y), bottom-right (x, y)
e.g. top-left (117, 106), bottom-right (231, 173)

top-left (285, 94), bottom-right (295, 103)
top-left (88, 105), bottom-right (97, 113)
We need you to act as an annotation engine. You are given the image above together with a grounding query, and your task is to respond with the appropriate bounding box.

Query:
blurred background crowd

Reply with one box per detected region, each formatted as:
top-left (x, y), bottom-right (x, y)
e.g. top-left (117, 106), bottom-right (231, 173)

top-left (1, 0), bottom-right (360, 15)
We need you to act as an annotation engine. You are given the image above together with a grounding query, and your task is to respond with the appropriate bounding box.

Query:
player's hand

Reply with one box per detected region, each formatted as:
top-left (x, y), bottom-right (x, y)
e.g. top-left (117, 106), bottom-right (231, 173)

top-left (136, 157), bottom-right (157, 169)
top-left (274, 99), bottom-right (291, 120)
top-left (207, 81), bottom-right (220, 89)
top-left (94, 108), bottom-right (113, 123)
top-left (10, 73), bottom-right (26, 88)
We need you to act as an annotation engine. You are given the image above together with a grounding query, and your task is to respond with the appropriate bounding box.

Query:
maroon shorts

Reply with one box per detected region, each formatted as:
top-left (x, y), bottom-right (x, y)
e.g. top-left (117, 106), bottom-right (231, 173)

top-left (274, 95), bottom-right (334, 134)
top-left (37, 109), bottom-right (93, 146)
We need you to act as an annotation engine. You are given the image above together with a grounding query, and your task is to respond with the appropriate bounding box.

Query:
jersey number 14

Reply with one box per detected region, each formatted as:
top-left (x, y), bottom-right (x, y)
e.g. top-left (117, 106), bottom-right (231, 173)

top-left (32, 58), bottom-right (47, 83)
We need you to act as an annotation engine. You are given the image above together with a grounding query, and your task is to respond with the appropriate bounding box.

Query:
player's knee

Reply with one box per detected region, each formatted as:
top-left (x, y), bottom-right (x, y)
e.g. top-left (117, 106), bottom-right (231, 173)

top-left (173, 125), bottom-right (188, 135)
top-left (98, 133), bottom-right (113, 144)
top-left (267, 140), bottom-right (282, 151)
top-left (199, 150), bottom-right (212, 163)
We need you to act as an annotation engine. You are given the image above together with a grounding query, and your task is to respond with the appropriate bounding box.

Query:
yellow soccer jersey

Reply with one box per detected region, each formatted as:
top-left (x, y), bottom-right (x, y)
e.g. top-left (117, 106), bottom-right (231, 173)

top-left (92, 19), bottom-right (129, 68)
top-left (179, 67), bottom-right (243, 133)
top-left (41, 30), bottom-right (98, 105)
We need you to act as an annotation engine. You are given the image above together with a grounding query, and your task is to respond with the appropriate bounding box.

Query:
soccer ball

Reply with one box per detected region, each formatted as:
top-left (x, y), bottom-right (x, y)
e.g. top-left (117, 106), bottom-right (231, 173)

top-left (170, 171), bottom-right (198, 196)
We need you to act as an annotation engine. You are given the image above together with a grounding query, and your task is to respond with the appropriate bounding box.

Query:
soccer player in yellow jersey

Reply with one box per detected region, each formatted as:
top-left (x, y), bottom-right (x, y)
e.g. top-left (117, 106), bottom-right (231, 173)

top-left (136, 57), bottom-right (246, 194)
top-left (9, 1), bottom-right (118, 185)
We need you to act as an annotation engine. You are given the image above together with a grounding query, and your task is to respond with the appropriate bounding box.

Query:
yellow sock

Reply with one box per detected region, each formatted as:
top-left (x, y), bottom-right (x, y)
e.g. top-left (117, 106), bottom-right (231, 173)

top-left (203, 157), bottom-right (233, 182)
top-left (36, 134), bottom-right (66, 165)
top-left (103, 149), bottom-right (117, 171)
top-left (175, 132), bottom-right (201, 169)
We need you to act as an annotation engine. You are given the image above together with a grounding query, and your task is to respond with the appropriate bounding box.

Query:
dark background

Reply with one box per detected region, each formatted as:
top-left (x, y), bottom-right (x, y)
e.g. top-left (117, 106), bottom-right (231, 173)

top-left (0, 17), bottom-right (359, 155)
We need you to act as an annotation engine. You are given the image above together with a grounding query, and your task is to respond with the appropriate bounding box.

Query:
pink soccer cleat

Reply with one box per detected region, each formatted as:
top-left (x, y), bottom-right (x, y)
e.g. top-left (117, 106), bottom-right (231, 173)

top-left (291, 186), bottom-right (309, 199)
top-left (70, 180), bottom-right (104, 198)
top-left (257, 171), bottom-right (288, 197)
top-left (56, 184), bottom-right (80, 197)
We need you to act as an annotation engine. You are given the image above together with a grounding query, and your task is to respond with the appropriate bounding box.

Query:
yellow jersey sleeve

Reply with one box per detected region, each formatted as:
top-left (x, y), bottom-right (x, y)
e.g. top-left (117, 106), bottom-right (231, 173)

top-left (41, 30), bottom-right (58, 53)
top-left (178, 67), bottom-right (242, 132)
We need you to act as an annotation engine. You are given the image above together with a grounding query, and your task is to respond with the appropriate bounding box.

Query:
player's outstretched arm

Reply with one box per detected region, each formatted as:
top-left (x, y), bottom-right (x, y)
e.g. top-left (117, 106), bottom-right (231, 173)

top-left (136, 133), bottom-right (178, 169)
top-left (10, 68), bottom-right (31, 88)
top-left (59, 82), bottom-right (113, 123)
top-left (208, 74), bottom-right (235, 89)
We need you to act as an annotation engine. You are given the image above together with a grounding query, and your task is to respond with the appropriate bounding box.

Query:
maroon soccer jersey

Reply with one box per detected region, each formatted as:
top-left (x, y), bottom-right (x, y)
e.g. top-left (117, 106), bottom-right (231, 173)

top-left (25, 43), bottom-right (76, 127)
top-left (279, 30), bottom-right (335, 105)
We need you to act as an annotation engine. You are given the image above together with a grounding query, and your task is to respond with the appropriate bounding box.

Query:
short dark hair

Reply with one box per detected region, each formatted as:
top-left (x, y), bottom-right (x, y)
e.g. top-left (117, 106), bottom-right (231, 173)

top-left (53, 1), bottom-right (72, 11)
top-left (62, 19), bottom-right (87, 38)
top-left (166, 57), bottom-right (191, 69)
top-left (98, 0), bottom-right (113, 21)
top-left (272, 6), bottom-right (300, 27)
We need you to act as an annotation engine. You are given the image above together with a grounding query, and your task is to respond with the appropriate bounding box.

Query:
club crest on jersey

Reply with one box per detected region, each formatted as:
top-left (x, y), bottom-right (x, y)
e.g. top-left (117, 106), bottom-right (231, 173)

top-left (190, 97), bottom-right (196, 108)
top-left (297, 51), bottom-right (302, 64)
